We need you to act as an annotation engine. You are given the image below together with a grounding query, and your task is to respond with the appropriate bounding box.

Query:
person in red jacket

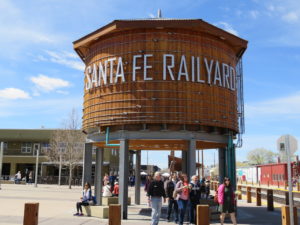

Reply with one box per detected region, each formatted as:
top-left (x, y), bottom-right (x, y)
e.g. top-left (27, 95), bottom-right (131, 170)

top-left (217, 177), bottom-right (237, 225)
top-left (113, 182), bottom-right (119, 197)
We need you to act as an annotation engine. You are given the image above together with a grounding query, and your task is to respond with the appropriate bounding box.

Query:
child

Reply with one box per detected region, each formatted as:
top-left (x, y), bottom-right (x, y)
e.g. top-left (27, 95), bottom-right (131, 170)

top-left (113, 181), bottom-right (119, 197)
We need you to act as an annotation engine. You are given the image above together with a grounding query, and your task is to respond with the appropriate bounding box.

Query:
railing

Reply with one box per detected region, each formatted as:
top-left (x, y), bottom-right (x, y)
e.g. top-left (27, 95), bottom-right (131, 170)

top-left (210, 181), bottom-right (300, 208)
top-left (38, 176), bottom-right (83, 186)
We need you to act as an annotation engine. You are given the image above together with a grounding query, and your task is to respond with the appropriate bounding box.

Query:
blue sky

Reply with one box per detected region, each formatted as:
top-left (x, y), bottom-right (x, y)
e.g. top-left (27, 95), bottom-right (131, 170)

top-left (0, 0), bottom-right (299, 168)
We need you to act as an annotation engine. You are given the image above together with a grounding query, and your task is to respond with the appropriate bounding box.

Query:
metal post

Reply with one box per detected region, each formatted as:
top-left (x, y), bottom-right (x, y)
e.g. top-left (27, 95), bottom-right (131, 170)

top-left (201, 149), bottom-right (204, 178)
top-left (58, 154), bottom-right (62, 186)
top-left (198, 150), bottom-right (200, 177)
top-left (218, 148), bottom-right (226, 183)
top-left (187, 139), bottom-right (196, 180)
top-left (95, 148), bottom-right (103, 205)
top-left (119, 139), bottom-right (129, 219)
top-left (0, 142), bottom-right (3, 190)
top-left (82, 143), bottom-right (93, 187)
top-left (285, 135), bottom-right (294, 225)
top-left (34, 149), bottom-right (39, 187)
top-left (181, 150), bottom-right (187, 174)
top-left (135, 151), bottom-right (141, 205)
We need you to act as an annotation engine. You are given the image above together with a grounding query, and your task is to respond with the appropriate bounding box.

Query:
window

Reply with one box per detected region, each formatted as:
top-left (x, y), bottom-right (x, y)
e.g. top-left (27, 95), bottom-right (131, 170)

top-left (92, 146), bottom-right (97, 154)
top-left (2, 142), bottom-right (8, 150)
top-left (41, 143), bottom-right (50, 153)
top-left (58, 142), bottom-right (67, 153)
top-left (21, 142), bottom-right (32, 153)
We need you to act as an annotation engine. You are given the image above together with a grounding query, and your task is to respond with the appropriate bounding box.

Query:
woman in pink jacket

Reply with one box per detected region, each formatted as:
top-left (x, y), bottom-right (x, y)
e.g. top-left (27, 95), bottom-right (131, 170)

top-left (217, 177), bottom-right (237, 225)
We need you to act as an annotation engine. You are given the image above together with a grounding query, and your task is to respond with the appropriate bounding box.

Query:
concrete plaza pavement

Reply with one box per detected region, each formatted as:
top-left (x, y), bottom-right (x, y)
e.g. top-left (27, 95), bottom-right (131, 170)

top-left (0, 183), bottom-right (299, 225)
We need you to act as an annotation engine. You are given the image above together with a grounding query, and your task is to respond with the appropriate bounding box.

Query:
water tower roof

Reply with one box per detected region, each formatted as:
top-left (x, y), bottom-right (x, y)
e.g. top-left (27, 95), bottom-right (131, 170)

top-left (73, 19), bottom-right (248, 62)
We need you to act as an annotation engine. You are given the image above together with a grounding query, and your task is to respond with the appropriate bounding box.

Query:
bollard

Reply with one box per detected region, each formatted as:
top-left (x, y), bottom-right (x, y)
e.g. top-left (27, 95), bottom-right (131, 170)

top-left (267, 189), bottom-right (274, 211)
top-left (196, 205), bottom-right (209, 225)
top-left (246, 187), bottom-right (252, 203)
top-left (256, 188), bottom-right (261, 206)
top-left (281, 205), bottom-right (298, 225)
top-left (285, 192), bottom-right (289, 205)
top-left (109, 204), bottom-right (121, 225)
top-left (238, 185), bottom-right (242, 200)
top-left (23, 203), bottom-right (39, 225)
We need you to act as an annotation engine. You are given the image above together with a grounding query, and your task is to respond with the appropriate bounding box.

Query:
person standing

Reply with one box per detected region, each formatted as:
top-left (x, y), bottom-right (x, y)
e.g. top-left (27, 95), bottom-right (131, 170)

top-left (103, 173), bottom-right (109, 186)
top-left (25, 168), bottom-right (29, 184)
top-left (15, 171), bottom-right (22, 184)
top-left (112, 181), bottom-right (119, 197)
top-left (144, 175), bottom-right (153, 192)
top-left (189, 175), bottom-right (201, 224)
top-left (147, 172), bottom-right (166, 225)
top-left (165, 173), bottom-right (179, 223)
top-left (28, 171), bottom-right (33, 184)
top-left (175, 173), bottom-right (190, 225)
top-left (217, 177), bottom-right (237, 225)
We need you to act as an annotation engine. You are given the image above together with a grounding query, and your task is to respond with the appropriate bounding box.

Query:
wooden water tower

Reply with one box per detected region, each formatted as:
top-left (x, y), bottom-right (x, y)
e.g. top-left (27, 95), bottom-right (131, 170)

top-left (74, 18), bottom-right (247, 218)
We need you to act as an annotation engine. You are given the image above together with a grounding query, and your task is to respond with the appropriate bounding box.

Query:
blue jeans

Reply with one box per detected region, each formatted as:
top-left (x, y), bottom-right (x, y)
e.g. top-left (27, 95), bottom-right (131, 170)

top-left (189, 200), bottom-right (199, 223)
top-left (177, 199), bottom-right (188, 225)
top-left (150, 197), bottom-right (162, 225)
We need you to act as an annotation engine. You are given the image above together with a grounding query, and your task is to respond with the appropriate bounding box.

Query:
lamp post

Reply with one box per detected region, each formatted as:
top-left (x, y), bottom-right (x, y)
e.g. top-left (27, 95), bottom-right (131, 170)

top-left (34, 147), bottom-right (39, 188)
top-left (285, 135), bottom-right (294, 225)
top-left (0, 142), bottom-right (3, 190)
top-left (58, 154), bottom-right (62, 186)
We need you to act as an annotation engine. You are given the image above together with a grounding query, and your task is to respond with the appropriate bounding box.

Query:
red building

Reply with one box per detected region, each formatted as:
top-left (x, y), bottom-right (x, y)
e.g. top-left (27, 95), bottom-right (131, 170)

top-left (258, 162), bottom-right (300, 186)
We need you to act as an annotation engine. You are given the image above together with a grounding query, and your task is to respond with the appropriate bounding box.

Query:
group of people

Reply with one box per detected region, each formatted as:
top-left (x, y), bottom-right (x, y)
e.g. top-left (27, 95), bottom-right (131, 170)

top-left (146, 172), bottom-right (237, 225)
top-left (74, 171), bottom-right (237, 225)
top-left (15, 169), bottom-right (33, 184)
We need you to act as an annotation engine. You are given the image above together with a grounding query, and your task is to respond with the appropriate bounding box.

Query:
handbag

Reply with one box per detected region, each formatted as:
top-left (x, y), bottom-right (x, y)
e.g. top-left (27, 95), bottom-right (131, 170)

top-left (172, 189), bottom-right (178, 199)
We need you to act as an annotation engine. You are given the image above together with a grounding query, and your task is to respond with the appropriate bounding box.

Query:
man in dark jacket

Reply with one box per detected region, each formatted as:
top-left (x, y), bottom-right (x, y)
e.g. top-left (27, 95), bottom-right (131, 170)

top-left (189, 175), bottom-right (201, 224)
top-left (147, 172), bottom-right (166, 225)
top-left (165, 173), bottom-right (179, 223)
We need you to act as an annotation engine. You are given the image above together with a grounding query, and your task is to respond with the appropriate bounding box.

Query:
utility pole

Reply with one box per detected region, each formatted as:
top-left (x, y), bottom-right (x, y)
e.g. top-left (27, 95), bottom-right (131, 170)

top-left (58, 154), bottom-right (62, 186)
top-left (0, 142), bottom-right (3, 190)
top-left (34, 148), bottom-right (39, 188)
top-left (285, 135), bottom-right (294, 225)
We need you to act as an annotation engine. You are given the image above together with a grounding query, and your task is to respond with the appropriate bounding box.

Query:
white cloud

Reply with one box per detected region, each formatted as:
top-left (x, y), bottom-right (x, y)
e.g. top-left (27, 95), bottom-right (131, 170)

top-left (44, 50), bottom-right (85, 71)
top-left (282, 11), bottom-right (299, 23)
top-left (246, 91), bottom-right (300, 117)
top-left (148, 13), bottom-right (155, 18)
top-left (249, 10), bottom-right (259, 19)
top-left (30, 74), bottom-right (70, 92)
top-left (0, 88), bottom-right (30, 100)
top-left (214, 22), bottom-right (238, 36)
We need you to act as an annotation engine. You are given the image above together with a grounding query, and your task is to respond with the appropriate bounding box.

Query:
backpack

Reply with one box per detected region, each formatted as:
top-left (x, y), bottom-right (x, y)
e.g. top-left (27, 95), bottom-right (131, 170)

top-left (92, 196), bottom-right (97, 205)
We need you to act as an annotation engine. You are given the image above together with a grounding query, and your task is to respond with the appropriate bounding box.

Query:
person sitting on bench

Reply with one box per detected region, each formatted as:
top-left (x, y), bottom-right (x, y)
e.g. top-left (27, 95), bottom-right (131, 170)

top-left (74, 182), bottom-right (92, 216)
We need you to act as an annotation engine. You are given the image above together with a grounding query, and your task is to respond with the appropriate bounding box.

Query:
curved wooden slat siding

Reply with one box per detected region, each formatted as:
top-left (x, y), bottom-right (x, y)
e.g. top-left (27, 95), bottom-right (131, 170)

top-left (81, 28), bottom-right (240, 132)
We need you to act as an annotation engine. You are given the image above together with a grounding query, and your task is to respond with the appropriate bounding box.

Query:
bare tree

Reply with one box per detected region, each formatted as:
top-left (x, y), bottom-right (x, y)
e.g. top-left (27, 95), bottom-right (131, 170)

top-left (247, 148), bottom-right (277, 165)
top-left (47, 109), bottom-right (85, 189)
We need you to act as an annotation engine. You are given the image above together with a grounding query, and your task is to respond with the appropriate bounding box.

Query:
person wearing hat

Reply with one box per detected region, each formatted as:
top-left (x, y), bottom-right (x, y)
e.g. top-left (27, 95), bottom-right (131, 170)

top-left (113, 181), bottom-right (119, 197)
